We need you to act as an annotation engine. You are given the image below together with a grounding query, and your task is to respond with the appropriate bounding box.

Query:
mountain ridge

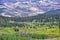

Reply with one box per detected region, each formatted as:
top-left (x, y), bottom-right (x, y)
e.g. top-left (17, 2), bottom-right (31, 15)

top-left (0, 0), bottom-right (60, 17)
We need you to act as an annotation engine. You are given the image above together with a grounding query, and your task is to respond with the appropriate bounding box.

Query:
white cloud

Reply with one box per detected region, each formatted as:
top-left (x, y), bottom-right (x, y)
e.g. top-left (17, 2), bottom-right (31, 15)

top-left (29, 6), bottom-right (45, 15)
top-left (29, 7), bottom-right (39, 11)
top-left (1, 13), bottom-right (11, 17)
top-left (4, 3), bottom-right (17, 9)
top-left (15, 2), bottom-right (21, 6)
top-left (0, 5), bottom-right (6, 8)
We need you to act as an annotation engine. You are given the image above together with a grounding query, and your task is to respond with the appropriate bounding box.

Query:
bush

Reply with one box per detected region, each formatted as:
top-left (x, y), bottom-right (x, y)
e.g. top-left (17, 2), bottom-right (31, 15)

top-left (31, 34), bottom-right (48, 39)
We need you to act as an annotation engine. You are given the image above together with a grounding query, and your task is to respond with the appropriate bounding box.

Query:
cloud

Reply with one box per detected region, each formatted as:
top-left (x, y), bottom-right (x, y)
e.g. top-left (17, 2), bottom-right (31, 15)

top-left (4, 3), bottom-right (16, 9)
top-left (29, 6), bottom-right (45, 14)
top-left (1, 13), bottom-right (11, 17)
top-left (29, 7), bottom-right (39, 11)
top-left (0, 5), bottom-right (6, 8)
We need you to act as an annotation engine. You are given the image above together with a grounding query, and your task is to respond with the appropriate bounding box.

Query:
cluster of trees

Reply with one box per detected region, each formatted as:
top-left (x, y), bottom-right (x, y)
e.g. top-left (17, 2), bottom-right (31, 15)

top-left (0, 13), bottom-right (60, 28)
top-left (0, 9), bottom-right (60, 28)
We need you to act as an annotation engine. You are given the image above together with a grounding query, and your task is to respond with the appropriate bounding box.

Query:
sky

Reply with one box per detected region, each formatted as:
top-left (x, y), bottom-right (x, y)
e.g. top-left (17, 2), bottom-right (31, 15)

top-left (0, 0), bottom-right (48, 3)
top-left (0, 0), bottom-right (60, 3)
top-left (0, 0), bottom-right (56, 2)
top-left (0, 0), bottom-right (60, 10)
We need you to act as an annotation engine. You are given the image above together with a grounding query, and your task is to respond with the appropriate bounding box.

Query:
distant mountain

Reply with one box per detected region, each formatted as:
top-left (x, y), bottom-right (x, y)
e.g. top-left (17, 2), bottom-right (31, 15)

top-left (6, 9), bottom-right (60, 22)
top-left (45, 9), bottom-right (60, 15)
top-left (0, 9), bottom-right (60, 23)
top-left (0, 2), bottom-right (45, 17)
top-left (16, 9), bottom-right (60, 22)
top-left (0, 9), bottom-right (60, 27)
top-left (0, 0), bottom-right (60, 17)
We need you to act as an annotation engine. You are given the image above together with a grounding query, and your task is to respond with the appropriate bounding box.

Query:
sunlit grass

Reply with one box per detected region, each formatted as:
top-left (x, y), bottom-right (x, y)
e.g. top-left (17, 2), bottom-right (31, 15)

top-left (0, 27), bottom-right (60, 40)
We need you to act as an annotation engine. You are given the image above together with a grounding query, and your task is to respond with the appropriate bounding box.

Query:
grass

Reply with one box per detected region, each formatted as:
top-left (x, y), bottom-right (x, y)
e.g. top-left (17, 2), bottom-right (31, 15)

top-left (0, 27), bottom-right (60, 40)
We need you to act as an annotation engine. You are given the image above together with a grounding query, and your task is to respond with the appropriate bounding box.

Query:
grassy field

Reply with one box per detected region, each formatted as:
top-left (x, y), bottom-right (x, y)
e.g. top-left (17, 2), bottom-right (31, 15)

top-left (0, 27), bottom-right (60, 40)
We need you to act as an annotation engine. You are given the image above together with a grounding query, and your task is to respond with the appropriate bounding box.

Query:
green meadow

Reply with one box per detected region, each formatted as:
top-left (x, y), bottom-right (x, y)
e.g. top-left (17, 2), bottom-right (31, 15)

top-left (0, 22), bottom-right (60, 40)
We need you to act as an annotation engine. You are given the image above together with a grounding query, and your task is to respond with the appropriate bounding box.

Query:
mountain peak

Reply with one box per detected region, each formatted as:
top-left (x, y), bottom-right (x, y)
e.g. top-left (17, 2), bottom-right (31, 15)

top-left (0, 0), bottom-right (60, 17)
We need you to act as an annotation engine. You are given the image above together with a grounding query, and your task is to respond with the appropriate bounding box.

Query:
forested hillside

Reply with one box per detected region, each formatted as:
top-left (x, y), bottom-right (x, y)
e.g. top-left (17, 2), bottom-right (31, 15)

top-left (0, 9), bottom-right (60, 28)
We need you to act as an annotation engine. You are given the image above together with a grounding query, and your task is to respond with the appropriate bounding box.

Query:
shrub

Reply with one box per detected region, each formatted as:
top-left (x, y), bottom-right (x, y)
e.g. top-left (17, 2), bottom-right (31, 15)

top-left (31, 34), bottom-right (48, 39)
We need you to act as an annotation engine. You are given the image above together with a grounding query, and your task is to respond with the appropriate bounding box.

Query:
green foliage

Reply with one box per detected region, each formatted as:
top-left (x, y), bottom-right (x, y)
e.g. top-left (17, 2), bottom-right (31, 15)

top-left (30, 34), bottom-right (48, 39)
top-left (0, 34), bottom-right (28, 40)
top-left (0, 13), bottom-right (60, 28)
top-left (0, 27), bottom-right (60, 40)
